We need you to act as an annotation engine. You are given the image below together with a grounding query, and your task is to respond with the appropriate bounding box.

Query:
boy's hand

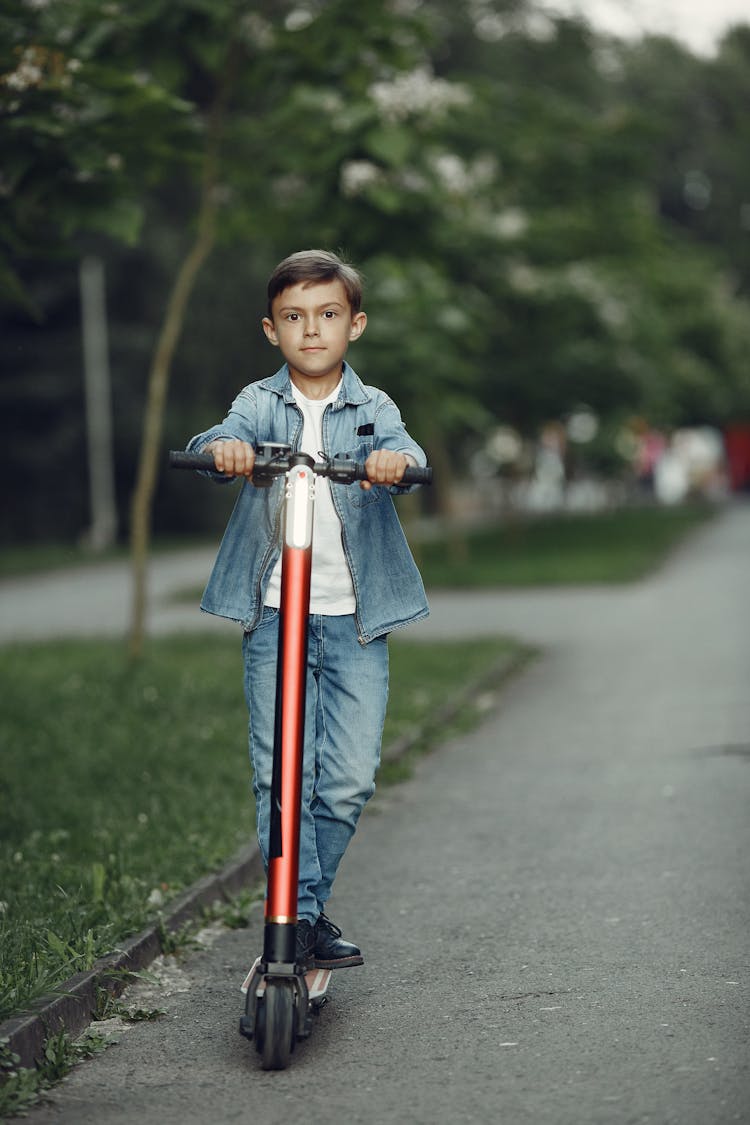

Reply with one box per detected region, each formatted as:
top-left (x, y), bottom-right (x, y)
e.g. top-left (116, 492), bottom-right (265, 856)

top-left (361, 450), bottom-right (410, 491)
top-left (206, 439), bottom-right (255, 479)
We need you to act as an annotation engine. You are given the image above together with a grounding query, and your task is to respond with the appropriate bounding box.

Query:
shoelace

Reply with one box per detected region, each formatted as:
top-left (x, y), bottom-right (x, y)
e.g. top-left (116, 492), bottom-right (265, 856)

top-left (316, 913), bottom-right (342, 938)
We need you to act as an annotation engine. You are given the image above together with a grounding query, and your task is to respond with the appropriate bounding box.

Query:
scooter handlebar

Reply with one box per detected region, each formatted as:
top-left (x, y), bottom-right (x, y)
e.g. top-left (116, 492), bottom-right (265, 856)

top-left (169, 451), bottom-right (223, 471)
top-left (168, 450), bottom-right (432, 486)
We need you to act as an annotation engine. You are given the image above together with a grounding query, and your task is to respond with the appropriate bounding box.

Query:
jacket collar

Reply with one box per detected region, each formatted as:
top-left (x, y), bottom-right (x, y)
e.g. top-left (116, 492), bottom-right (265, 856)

top-left (260, 362), bottom-right (371, 407)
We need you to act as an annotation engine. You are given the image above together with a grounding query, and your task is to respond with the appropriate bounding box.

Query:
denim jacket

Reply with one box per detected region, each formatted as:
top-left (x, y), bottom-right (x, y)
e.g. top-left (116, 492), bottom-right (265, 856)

top-left (187, 362), bottom-right (429, 643)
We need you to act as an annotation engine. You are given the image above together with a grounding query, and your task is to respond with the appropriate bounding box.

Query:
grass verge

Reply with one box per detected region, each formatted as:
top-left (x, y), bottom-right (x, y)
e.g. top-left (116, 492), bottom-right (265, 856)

top-left (417, 503), bottom-right (716, 586)
top-left (0, 633), bottom-right (523, 1026)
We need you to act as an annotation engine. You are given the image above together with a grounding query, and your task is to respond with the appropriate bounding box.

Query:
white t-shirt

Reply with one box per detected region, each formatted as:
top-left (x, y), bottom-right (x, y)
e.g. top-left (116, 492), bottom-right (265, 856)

top-left (264, 382), bottom-right (357, 615)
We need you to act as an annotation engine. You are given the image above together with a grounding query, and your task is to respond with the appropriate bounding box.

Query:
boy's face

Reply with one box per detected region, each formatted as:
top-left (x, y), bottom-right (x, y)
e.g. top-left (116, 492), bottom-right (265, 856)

top-left (262, 279), bottom-right (366, 395)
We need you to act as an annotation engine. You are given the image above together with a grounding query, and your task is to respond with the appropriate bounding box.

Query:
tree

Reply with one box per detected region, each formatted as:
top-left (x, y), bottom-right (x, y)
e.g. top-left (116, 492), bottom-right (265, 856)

top-left (3, 0), bottom-right (750, 574)
top-left (617, 26), bottom-right (750, 295)
top-left (0, 0), bottom-right (197, 308)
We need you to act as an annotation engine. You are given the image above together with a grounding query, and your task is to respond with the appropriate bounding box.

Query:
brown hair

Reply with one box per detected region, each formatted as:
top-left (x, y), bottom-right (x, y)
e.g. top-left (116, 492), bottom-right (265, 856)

top-left (266, 249), bottom-right (363, 317)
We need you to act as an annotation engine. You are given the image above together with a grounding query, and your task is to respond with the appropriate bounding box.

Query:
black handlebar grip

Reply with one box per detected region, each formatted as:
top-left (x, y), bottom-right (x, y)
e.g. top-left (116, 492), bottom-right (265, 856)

top-left (352, 463), bottom-right (431, 485)
top-left (168, 451), bottom-right (217, 470)
top-left (346, 463), bottom-right (434, 486)
top-left (400, 465), bottom-right (432, 485)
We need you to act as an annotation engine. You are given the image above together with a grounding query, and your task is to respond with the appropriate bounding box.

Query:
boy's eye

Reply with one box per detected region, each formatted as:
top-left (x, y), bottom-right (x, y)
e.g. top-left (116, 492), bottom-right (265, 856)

top-left (323, 310), bottom-right (336, 319)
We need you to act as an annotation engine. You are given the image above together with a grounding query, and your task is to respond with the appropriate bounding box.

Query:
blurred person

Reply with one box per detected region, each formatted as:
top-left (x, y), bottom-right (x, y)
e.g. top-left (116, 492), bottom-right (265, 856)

top-left (631, 417), bottom-right (667, 496)
top-left (185, 250), bottom-right (429, 969)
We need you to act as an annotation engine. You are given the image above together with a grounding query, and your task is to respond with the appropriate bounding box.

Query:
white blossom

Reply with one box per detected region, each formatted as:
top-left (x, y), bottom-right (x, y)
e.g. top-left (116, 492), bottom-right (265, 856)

top-left (473, 11), bottom-right (506, 42)
top-left (315, 89), bottom-right (344, 116)
top-left (369, 66), bottom-right (471, 123)
top-left (564, 262), bottom-right (627, 328)
top-left (507, 261), bottom-right (543, 294)
top-left (340, 160), bottom-right (383, 197)
top-left (240, 12), bottom-right (275, 50)
top-left (518, 10), bottom-right (556, 42)
top-left (397, 168), bottom-right (429, 194)
top-left (471, 2), bottom-right (554, 43)
top-left (432, 153), bottom-right (472, 194)
top-left (437, 305), bottom-right (470, 332)
top-left (285, 8), bottom-right (314, 32)
top-left (4, 50), bottom-right (43, 92)
top-left (430, 152), bottom-right (496, 196)
top-left (491, 207), bottom-right (528, 239)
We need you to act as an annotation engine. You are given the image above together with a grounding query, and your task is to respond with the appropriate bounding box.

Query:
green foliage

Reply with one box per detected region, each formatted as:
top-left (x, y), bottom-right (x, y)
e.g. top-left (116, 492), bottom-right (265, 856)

top-left (0, 1036), bottom-right (43, 1120)
top-left (2, 0), bottom-right (750, 542)
top-left (618, 26), bottom-right (750, 296)
top-left (0, 1027), bottom-right (109, 1120)
top-left (0, 0), bottom-right (201, 297)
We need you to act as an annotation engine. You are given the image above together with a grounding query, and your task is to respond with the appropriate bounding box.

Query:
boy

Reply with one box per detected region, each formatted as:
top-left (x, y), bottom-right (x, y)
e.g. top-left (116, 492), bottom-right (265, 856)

top-left (187, 249), bottom-right (428, 969)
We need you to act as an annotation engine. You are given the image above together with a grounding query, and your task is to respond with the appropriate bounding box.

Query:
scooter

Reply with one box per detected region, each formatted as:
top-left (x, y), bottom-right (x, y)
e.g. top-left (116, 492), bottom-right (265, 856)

top-left (169, 444), bottom-right (431, 1069)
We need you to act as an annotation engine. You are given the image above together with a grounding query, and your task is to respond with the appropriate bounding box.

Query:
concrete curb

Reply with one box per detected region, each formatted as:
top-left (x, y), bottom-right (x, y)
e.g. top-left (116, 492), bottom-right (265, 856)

top-left (0, 649), bottom-right (527, 1074)
top-left (0, 845), bottom-right (265, 1073)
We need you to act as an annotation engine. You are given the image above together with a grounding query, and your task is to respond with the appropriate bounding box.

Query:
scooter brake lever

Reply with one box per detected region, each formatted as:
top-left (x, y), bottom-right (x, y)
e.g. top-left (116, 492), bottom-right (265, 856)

top-left (320, 458), bottom-right (362, 484)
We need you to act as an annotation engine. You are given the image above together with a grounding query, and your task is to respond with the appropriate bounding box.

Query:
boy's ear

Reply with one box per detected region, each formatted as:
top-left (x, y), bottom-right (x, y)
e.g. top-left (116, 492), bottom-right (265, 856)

top-left (349, 311), bottom-right (367, 342)
top-left (262, 317), bottom-right (279, 346)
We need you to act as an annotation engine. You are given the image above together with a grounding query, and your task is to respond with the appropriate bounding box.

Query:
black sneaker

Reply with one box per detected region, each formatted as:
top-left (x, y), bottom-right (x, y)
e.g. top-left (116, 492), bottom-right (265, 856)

top-left (313, 913), bottom-right (364, 969)
top-left (295, 919), bottom-right (315, 969)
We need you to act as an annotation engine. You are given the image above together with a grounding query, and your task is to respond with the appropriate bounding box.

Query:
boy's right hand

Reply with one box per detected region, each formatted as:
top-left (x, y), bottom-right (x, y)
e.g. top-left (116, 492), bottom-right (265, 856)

top-left (206, 439), bottom-right (255, 479)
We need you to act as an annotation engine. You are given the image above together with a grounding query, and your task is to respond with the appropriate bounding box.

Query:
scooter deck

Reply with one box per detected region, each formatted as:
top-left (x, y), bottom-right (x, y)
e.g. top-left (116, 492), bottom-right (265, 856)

top-left (241, 956), bottom-right (332, 1005)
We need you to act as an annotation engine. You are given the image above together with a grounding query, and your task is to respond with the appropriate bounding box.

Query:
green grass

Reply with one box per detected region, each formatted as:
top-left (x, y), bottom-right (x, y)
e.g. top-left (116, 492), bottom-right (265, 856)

top-left (0, 633), bottom-right (521, 1023)
top-left (0, 543), bottom-right (121, 580)
top-left (416, 503), bottom-right (716, 586)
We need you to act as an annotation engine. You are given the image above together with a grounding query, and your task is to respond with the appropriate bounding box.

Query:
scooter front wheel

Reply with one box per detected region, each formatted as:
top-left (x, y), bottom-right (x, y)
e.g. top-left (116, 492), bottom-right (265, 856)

top-left (257, 979), bottom-right (296, 1070)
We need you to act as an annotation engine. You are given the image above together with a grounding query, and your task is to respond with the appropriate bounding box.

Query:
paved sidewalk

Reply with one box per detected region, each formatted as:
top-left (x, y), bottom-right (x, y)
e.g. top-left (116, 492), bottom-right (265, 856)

top-left (0, 547), bottom-right (231, 643)
top-left (9, 504), bottom-right (750, 1124)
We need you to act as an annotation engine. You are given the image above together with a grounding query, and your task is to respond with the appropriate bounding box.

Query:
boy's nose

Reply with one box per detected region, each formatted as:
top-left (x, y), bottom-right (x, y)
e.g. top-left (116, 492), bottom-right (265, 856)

top-left (304, 318), bottom-right (320, 336)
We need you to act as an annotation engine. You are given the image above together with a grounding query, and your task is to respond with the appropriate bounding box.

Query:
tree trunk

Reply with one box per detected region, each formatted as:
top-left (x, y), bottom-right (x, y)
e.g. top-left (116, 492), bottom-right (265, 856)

top-left (425, 419), bottom-right (469, 566)
top-left (127, 205), bottom-right (217, 658)
top-left (80, 255), bottom-right (117, 551)
top-left (127, 47), bottom-right (239, 658)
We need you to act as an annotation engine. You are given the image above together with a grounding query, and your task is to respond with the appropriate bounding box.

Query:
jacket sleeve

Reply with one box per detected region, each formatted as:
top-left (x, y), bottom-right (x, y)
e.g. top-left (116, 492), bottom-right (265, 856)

top-left (186, 385), bottom-right (259, 479)
top-left (373, 394), bottom-right (428, 493)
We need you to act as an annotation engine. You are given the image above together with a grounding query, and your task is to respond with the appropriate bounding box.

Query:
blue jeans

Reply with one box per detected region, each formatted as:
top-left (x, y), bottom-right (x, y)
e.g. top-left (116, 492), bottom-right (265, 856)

top-left (242, 609), bottom-right (389, 923)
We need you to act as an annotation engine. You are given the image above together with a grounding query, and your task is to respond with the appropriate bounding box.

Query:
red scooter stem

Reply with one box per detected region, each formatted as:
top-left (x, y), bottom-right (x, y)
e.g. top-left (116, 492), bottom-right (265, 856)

top-left (262, 460), bottom-right (315, 966)
top-left (265, 542), bottom-right (311, 923)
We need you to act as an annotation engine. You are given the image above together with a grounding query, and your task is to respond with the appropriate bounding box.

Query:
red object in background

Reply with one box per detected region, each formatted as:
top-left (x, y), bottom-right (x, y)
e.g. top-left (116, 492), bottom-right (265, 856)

top-left (724, 425), bottom-right (750, 491)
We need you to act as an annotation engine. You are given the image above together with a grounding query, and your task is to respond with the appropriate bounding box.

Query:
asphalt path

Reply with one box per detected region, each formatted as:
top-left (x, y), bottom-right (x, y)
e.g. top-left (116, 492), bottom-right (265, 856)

top-left (8, 504), bottom-right (750, 1124)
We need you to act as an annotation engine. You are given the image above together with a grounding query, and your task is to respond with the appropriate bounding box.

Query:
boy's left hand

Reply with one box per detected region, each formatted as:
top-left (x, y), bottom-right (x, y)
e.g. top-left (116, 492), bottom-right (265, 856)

top-left (361, 450), bottom-right (410, 490)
